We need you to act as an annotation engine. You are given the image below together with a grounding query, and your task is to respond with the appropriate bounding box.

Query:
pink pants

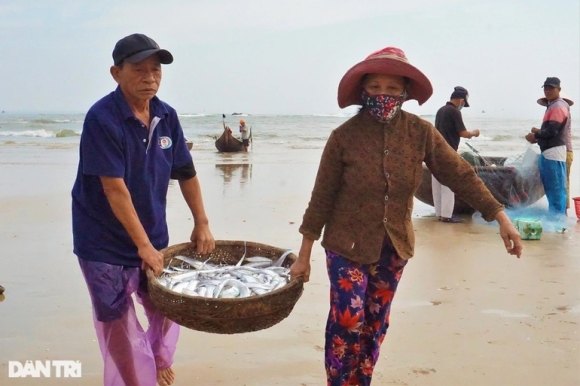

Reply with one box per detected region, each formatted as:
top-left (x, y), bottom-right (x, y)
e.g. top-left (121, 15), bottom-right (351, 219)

top-left (78, 258), bottom-right (179, 386)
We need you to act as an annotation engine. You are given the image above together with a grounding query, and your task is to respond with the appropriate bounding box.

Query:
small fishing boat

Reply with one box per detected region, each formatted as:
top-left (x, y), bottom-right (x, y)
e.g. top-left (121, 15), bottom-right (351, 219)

top-left (414, 155), bottom-right (545, 214)
top-left (0, 284), bottom-right (4, 295)
top-left (215, 129), bottom-right (245, 152)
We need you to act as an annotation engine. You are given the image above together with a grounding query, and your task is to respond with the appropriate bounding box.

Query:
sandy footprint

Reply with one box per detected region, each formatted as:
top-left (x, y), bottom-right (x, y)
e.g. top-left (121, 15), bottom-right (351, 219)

top-left (411, 368), bottom-right (436, 375)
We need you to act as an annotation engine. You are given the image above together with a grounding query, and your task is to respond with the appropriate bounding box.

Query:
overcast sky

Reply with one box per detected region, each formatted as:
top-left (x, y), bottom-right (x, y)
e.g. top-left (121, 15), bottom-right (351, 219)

top-left (0, 0), bottom-right (578, 117)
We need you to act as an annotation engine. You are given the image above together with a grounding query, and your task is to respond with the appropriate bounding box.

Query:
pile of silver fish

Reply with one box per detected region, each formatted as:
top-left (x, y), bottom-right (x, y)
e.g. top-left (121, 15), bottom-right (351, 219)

top-left (154, 250), bottom-right (294, 299)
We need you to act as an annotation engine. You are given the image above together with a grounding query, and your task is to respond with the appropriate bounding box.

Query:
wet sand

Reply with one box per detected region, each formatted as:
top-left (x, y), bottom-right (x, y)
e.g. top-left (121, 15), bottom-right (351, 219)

top-left (0, 147), bottom-right (579, 386)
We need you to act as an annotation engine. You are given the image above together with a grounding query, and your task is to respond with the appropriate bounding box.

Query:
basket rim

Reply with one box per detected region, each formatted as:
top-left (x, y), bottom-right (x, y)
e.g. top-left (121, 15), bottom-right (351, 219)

top-left (146, 240), bottom-right (304, 304)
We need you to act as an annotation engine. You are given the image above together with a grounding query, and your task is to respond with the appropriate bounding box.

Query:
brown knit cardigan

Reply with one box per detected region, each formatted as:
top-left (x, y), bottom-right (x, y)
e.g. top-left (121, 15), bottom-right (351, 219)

top-left (299, 110), bottom-right (503, 264)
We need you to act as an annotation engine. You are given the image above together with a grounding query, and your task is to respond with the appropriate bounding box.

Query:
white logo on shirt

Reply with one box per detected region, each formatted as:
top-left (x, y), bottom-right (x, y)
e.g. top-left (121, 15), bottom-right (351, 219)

top-left (158, 136), bottom-right (172, 149)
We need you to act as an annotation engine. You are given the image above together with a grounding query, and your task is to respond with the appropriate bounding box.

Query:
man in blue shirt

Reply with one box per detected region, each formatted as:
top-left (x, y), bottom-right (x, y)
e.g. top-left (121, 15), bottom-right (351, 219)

top-left (72, 33), bottom-right (215, 386)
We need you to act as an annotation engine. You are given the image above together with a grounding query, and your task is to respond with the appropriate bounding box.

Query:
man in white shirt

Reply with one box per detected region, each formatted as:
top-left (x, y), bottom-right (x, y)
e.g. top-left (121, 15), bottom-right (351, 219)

top-left (239, 119), bottom-right (250, 152)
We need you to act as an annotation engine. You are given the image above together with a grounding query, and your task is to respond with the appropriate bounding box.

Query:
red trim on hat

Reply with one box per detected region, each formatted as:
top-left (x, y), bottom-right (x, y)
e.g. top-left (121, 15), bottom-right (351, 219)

top-left (366, 47), bottom-right (407, 60)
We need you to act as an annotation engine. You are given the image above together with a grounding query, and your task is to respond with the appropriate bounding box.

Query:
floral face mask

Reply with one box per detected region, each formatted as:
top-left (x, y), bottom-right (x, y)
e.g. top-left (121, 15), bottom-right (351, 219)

top-left (362, 90), bottom-right (406, 123)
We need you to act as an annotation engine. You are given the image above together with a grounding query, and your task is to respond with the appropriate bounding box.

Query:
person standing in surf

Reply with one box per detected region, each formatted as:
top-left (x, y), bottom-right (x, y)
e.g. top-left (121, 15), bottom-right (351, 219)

top-left (239, 118), bottom-right (250, 152)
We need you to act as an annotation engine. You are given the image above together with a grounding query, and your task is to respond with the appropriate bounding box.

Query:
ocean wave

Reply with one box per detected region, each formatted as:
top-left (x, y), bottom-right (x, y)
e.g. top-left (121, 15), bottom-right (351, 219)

top-left (0, 129), bottom-right (80, 138)
top-left (194, 137), bottom-right (215, 143)
top-left (178, 113), bottom-right (211, 117)
top-left (290, 144), bottom-right (325, 150)
top-left (4, 118), bottom-right (83, 127)
top-left (297, 135), bottom-right (330, 141)
top-left (492, 134), bottom-right (514, 141)
top-left (25, 118), bottom-right (79, 124)
top-left (55, 129), bottom-right (80, 137)
top-left (311, 113), bottom-right (355, 118)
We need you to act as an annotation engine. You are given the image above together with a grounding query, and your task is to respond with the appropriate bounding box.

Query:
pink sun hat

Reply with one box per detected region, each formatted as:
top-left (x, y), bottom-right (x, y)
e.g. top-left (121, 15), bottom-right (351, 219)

top-left (337, 46), bottom-right (433, 108)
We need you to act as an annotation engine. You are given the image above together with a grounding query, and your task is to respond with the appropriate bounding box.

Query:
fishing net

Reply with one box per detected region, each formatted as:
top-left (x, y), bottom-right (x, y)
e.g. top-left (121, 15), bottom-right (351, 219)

top-left (459, 145), bottom-right (545, 209)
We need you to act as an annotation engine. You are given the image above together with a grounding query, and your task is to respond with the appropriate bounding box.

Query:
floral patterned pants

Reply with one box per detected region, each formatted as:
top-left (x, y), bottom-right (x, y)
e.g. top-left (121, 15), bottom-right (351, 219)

top-left (325, 240), bottom-right (407, 386)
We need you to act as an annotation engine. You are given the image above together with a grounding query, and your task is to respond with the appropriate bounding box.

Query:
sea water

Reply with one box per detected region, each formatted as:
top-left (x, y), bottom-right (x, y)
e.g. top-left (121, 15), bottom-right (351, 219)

top-left (1, 110), bottom-right (577, 224)
top-left (1, 111), bottom-right (569, 161)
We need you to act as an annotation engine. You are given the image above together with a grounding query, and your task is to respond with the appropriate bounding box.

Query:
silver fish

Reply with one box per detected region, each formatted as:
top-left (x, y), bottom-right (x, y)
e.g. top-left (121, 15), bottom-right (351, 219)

top-left (242, 261), bottom-right (273, 269)
top-left (215, 279), bottom-right (251, 298)
top-left (174, 255), bottom-right (217, 270)
top-left (273, 249), bottom-right (294, 267)
top-left (219, 286), bottom-right (240, 298)
top-left (156, 251), bottom-right (294, 299)
top-left (245, 256), bottom-right (273, 263)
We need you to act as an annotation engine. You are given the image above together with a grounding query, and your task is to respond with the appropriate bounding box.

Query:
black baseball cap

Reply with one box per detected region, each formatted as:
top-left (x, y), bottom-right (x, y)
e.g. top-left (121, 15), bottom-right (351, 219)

top-left (450, 86), bottom-right (470, 107)
top-left (112, 33), bottom-right (173, 66)
top-left (542, 77), bottom-right (561, 88)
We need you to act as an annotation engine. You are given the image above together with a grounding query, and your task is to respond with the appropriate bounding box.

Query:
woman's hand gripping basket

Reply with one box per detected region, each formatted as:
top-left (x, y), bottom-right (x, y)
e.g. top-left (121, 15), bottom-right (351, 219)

top-left (146, 240), bottom-right (304, 334)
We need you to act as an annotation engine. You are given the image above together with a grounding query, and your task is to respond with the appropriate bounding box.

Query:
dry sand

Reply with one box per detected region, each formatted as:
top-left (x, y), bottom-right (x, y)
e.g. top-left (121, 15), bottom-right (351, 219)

top-left (0, 146), bottom-right (579, 386)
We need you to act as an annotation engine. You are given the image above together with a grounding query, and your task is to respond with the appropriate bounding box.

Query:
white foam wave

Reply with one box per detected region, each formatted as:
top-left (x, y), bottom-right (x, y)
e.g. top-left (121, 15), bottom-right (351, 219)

top-left (0, 129), bottom-right (55, 138)
top-left (311, 113), bottom-right (355, 118)
top-left (297, 135), bottom-right (330, 141)
top-left (17, 118), bottom-right (78, 124)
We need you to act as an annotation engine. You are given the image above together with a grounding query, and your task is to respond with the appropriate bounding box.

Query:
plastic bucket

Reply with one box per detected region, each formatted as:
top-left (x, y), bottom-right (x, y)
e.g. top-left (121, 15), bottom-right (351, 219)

top-left (573, 197), bottom-right (580, 219)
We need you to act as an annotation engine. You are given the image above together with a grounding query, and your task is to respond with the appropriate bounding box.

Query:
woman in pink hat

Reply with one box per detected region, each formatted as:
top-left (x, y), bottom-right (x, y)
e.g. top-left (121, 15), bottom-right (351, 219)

top-left (291, 47), bottom-right (523, 385)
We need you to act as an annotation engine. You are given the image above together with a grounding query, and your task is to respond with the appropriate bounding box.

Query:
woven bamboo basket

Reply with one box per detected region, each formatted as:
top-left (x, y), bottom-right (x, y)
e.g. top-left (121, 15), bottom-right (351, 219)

top-left (146, 240), bottom-right (304, 334)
